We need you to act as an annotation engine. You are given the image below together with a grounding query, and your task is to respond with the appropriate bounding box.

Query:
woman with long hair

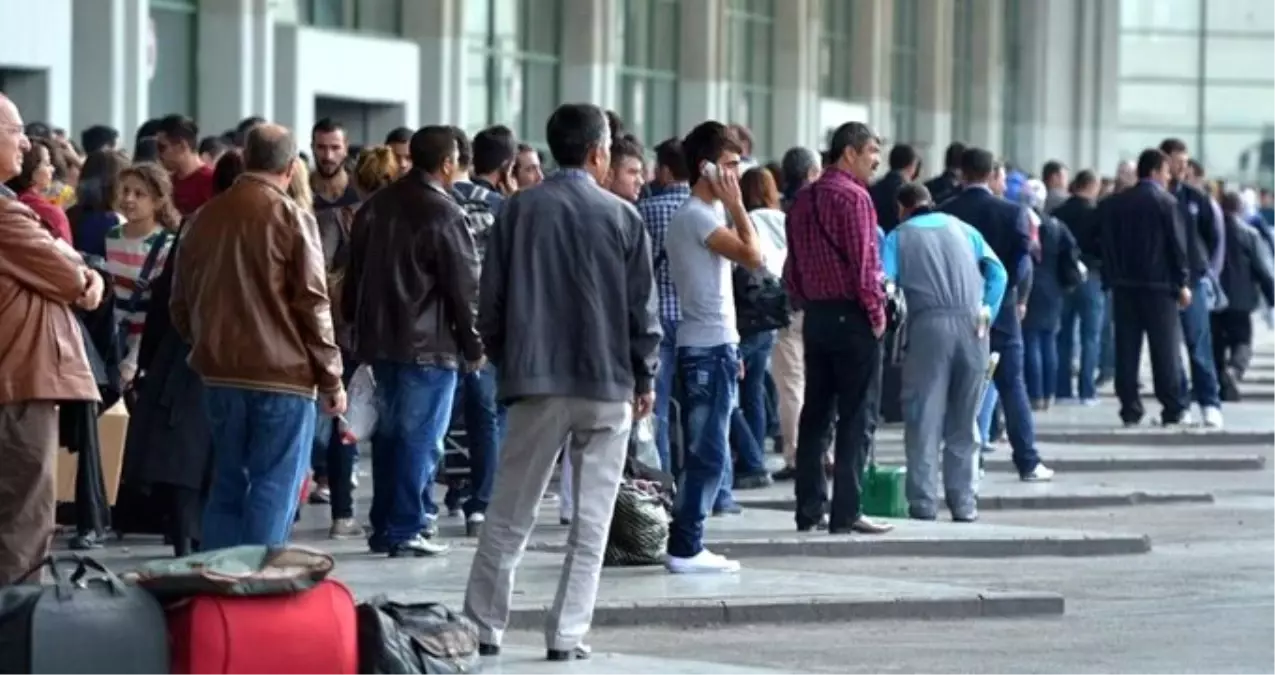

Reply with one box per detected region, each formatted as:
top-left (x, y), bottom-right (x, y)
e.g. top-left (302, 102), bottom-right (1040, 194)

top-left (67, 149), bottom-right (129, 256)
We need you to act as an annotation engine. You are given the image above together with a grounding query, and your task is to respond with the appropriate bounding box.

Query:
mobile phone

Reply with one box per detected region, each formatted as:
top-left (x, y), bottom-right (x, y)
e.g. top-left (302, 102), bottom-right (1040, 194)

top-left (702, 161), bottom-right (720, 180)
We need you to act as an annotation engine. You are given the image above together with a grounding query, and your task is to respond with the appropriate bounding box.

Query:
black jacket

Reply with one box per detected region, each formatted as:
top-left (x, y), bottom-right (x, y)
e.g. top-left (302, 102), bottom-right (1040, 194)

top-left (939, 187), bottom-right (1033, 340)
top-left (343, 172), bottom-right (483, 367)
top-left (924, 171), bottom-right (961, 206)
top-left (1171, 182), bottom-right (1218, 280)
top-left (1218, 216), bottom-right (1275, 313)
top-left (869, 171), bottom-right (908, 234)
top-left (1051, 195), bottom-right (1102, 271)
top-left (1097, 181), bottom-right (1189, 293)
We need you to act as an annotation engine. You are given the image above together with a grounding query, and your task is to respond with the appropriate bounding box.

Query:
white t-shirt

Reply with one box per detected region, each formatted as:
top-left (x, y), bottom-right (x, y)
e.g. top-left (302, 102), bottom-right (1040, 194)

top-left (666, 197), bottom-right (738, 347)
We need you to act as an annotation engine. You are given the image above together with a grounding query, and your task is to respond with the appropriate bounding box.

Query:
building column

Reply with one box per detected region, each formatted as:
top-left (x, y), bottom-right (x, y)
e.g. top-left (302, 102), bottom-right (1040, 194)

top-left (677, 0), bottom-right (726, 134)
top-left (197, 0), bottom-right (274, 135)
top-left (914, 0), bottom-right (955, 173)
top-left (967, 0), bottom-right (1003, 151)
top-left (402, 0), bottom-right (463, 125)
top-left (560, 0), bottom-right (616, 108)
top-left (72, 0), bottom-right (148, 148)
top-left (848, 0), bottom-right (892, 139)
top-left (771, 0), bottom-right (820, 152)
top-left (1091, 0), bottom-right (1121, 174)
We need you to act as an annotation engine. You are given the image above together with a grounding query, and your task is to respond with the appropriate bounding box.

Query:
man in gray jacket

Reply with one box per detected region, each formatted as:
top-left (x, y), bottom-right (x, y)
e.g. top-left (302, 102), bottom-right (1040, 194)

top-left (463, 103), bottom-right (661, 663)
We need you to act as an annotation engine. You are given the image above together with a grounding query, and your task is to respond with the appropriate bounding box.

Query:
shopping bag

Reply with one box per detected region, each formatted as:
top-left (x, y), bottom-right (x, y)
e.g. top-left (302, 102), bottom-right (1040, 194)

top-left (344, 365), bottom-right (378, 443)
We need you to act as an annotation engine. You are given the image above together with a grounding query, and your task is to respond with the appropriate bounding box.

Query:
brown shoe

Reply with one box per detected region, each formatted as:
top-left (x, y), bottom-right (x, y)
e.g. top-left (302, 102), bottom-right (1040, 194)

top-left (847, 517), bottom-right (894, 534)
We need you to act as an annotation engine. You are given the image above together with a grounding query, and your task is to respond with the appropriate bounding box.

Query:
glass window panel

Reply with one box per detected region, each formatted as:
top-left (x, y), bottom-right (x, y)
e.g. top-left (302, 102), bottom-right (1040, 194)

top-left (619, 74), bottom-right (645, 136)
top-left (1202, 130), bottom-right (1264, 178)
top-left (355, 0), bottom-right (400, 34)
top-left (493, 0), bottom-right (517, 46)
top-left (750, 19), bottom-right (772, 86)
top-left (1204, 37), bottom-right (1275, 82)
top-left (748, 90), bottom-right (771, 158)
top-left (465, 0), bottom-right (491, 38)
top-left (1118, 82), bottom-right (1200, 127)
top-left (522, 0), bottom-right (559, 55)
top-left (623, 0), bottom-right (649, 67)
top-left (309, 0), bottom-right (347, 27)
top-left (149, 9), bottom-right (195, 117)
top-left (521, 60), bottom-right (558, 146)
top-left (1116, 128), bottom-right (1200, 162)
top-left (648, 77), bottom-right (677, 145)
top-left (1120, 0), bottom-right (1201, 32)
top-left (651, 0), bottom-right (679, 71)
top-left (1205, 0), bottom-right (1275, 35)
top-left (1204, 84), bottom-right (1275, 127)
top-left (1118, 33), bottom-right (1201, 78)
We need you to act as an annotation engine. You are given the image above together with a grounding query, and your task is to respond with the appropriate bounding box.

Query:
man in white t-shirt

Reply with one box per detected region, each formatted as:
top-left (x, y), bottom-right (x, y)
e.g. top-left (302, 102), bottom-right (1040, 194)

top-left (664, 121), bottom-right (764, 574)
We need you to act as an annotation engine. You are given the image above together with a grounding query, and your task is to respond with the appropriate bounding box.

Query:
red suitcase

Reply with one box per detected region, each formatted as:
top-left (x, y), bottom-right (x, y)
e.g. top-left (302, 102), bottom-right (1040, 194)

top-left (167, 578), bottom-right (358, 674)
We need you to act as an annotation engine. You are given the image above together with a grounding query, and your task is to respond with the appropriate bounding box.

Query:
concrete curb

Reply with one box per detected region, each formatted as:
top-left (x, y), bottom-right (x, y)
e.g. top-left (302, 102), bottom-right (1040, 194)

top-left (1102, 390), bottom-right (1275, 401)
top-left (871, 454), bottom-right (1267, 472)
top-left (1034, 430), bottom-right (1275, 446)
top-left (506, 591), bottom-right (1066, 628)
top-left (736, 492), bottom-right (1213, 513)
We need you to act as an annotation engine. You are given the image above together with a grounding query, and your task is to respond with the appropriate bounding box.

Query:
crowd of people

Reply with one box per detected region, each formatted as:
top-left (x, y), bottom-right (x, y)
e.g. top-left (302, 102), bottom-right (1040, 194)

top-left (1, 88), bottom-right (1273, 659)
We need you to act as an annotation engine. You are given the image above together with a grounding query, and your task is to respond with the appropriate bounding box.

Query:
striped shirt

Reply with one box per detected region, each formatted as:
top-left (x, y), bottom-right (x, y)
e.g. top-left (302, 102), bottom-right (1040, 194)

top-left (106, 226), bottom-right (173, 370)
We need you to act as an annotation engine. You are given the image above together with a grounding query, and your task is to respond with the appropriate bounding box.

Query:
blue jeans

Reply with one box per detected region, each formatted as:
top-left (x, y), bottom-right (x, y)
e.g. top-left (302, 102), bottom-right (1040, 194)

top-left (1056, 275), bottom-right (1106, 399)
top-left (735, 330), bottom-right (775, 477)
top-left (456, 364), bottom-right (505, 516)
top-left (653, 318), bottom-right (679, 474)
top-left (1024, 328), bottom-right (1060, 402)
top-left (989, 338), bottom-right (1042, 476)
top-left (1178, 277), bottom-right (1222, 408)
top-left (1099, 290), bottom-right (1116, 381)
top-left (367, 362), bottom-right (458, 548)
top-left (668, 344), bottom-right (738, 559)
top-left (977, 385), bottom-right (998, 446)
top-left (201, 386), bottom-right (317, 551)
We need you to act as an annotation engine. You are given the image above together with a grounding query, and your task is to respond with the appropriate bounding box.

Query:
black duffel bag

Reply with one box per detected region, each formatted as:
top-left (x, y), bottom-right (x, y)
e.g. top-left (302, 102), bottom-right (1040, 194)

top-left (0, 556), bottom-right (169, 674)
top-left (357, 598), bottom-right (480, 674)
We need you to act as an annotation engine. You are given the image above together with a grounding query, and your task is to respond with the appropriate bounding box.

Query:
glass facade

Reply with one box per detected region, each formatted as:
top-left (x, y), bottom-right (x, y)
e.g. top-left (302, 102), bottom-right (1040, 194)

top-left (615, 0), bottom-right (679, 148)
top-left (1117, 0), bottom-right (1275, 183)
top-left (950, 0), bottom-right (976, 144)
top-left (819, 0), bottom-right (853, 101)
top-left (465, 0), bottom-right (562, 150)
top-left (149, 0), bottom-right (198, 118)
top-left (723, 0), bottom-right (775, 159)
top-left (890, 0), bottom-right (919, 144)
top-left (1000, 0), bottom-right (1024, 165)
top-left (299, 0), bottom-right (403, 35)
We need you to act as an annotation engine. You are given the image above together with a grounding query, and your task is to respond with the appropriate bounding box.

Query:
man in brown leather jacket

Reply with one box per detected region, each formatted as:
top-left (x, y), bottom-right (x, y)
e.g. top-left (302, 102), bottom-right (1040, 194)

top-left (342, 126), bottom-right (482, 558)
top-left (171, 123), bottom-right (346, 551)
top-left (0, 94), bottom-right (105, 584)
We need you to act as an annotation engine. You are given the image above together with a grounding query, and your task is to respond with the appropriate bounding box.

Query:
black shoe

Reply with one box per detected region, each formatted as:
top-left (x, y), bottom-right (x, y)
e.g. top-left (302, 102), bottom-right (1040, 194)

top-left (547, 645), bottom-right (591, 662)
top-left (952, 512), bottom-right (979, 523)
top-left (712, 502), bottom-right (743, 516)
top-left (388, 535), bottom-right (450, 558)
top-left (478, 643), bottom-right (500, 657)
top-left (908, 510), bottom-right (937, 521)
top-left (772, 466), bottom-right (797, 481)
top-left (69, 532), bottom-right (102, 550)
top-left (797, 515), bottom-right (829, 532)
top-left (733, 473), bottom-right (773, 490)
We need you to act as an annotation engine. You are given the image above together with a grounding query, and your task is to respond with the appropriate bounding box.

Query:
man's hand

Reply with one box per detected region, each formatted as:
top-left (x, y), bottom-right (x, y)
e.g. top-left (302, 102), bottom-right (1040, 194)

top-left (872, 320), bottom-right (886, 339)
top-left (464, 355), bottom-right (488, 374)
top-left (977, 305), bottom-right (992, 338)
top-left (76, 269), bottom-right (104, 310)
top-left (633, 391), bottom-right (655, 420)
top-left (709, 168), bottom-right (743, 207)
top-left (1017, 303), bottom-right (1027, 320)
top-left (1178, 285), bottom-right (1193, 309)
top-left (120, 361), bottom-right (137, 387)
top-left (322, 388), bottom-right (348, 416)
top-left (737, 360), bottom-right (746, 381)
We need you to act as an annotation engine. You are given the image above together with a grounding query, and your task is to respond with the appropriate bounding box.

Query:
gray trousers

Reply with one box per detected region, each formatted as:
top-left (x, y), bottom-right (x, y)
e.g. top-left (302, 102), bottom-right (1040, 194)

top-left (462, 396), bottom-right (632, 651)
top-left (900, 314), bottom-right (987, 517)
top-left (0, 401), bottom-right (58, 585)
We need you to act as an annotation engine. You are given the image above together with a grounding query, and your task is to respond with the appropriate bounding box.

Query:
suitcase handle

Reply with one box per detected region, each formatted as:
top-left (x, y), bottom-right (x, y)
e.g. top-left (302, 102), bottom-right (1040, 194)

top-left (67, 555), bottom-right (129, 595)
top-left (19, 555), bottom-right (127, 598)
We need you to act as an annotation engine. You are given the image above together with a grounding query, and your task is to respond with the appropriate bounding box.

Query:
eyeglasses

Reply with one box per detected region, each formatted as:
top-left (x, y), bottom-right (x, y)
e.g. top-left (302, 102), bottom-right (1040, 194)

top-left (0, 123), bottom-right (24, 136)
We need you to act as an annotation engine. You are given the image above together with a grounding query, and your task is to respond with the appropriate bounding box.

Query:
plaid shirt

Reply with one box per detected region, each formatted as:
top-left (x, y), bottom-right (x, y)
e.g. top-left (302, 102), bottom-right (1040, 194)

top-left (637, 182), bottom-right (691, 323)
top-left (783, 168), bottom-right (886, 330)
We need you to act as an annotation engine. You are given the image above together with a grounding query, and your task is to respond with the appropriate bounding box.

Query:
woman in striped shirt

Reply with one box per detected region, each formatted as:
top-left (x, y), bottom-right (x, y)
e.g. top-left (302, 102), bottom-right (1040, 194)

top-left (107, 162), bottom-right (180, 388)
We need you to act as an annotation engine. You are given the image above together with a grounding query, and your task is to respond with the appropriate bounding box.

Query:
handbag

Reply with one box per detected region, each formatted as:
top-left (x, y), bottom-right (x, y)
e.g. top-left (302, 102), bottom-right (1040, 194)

top-left (356, 598), bottom-right (480, 674)
top-left (0, 556), bottom-right (169, 674)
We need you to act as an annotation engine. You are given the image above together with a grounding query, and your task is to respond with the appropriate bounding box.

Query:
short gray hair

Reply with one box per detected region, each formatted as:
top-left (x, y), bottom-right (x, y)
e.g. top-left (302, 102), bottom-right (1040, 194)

top-left (243, 123), bottom-right (297, 175)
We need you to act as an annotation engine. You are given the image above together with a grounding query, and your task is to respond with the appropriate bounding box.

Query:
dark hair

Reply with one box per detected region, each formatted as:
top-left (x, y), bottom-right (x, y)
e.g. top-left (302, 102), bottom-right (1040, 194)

top-left (311, 117), bottom-right (344, 140)
top-left (234, 116), bottom-right (265, 146)
top-left (781, 146), bottom-right (818, 196)
top-left (243, 125), bottom-right (298, 174)
top-left (896, 182), bottom-right (933, 210)
top-left (198, 135), bottom-right (229, 158)
top-left (888, 144), bottom-right (919, 172)
top-left (729, 124), bottom-right (755, 156)
top-left (472, 125), bottom-right (518, 176)
top-left (545, 103), bottom-right (609, 168)
top-left (605, 110), bottom-right (626, 140)
top-left (410, 125), bottom-right (458, 174)
top-left (1159, 137), bottom-right (1188, 157)
top-left (24, 121), bottom-right (51, 139)
top-left (1220, 191), bottom-right (1242, 217)
top-left (763, 161), bottom-right (783, 189)
top-left (136, 118), bottom-right (162, 140)
top-left (1187, 158), bottom-right (1205, 178)
top-left (1136, 148), bottom-right (1168, 179)
top-left (682, 121), bottom-right (743, 185)
top-left (76, 149), bottom-right (129, 211)
top-left (1041, 160), bottom-right (1066, 184)
top-left (741, 166), bottom-right (780, 211)
top-left (943, 142), bottom-right (967, 171)
top-left (611, 134), bottom-right (645, 166)
top-left (654, 138), bottom-right (690, 181)
top-left (212, 149), bottom-right (246, 194)
top-left (81, 125), bottom-right (119, 154)
top-left (517, 142), bottom-right (535, 154)
top-left (219, 129), bottom-right (238, 146)
top-left (157, 114), bottom-right (199, 150)
top-left (1069, 169), bottom-right (1098, 193)
top-left (449, 126), bottom-right (473, 168)
top-left (827, 122), bottom-right (879, 165)
top-left (133, 137), bottom-right (159, 163)
top-left (5, 137), bottom-right (57, 194)
top-left (118, 162), bottom-right (182, 231)
top-left (959, 147), bottom-right (996, 182)
top-left (384, 126), bottom-right (413, 145)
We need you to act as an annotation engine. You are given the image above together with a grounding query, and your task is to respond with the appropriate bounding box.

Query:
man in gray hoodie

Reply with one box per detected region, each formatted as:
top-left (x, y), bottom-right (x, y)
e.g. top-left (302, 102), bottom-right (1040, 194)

top-left (463, 103), bottom-right (661, 663)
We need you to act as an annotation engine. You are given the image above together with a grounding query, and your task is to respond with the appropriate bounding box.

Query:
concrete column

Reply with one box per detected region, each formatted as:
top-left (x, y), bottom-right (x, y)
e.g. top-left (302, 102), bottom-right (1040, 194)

top-left (677, 0), bottom-right (726, 133)
top-left (1091, 0), bottom-right (1122, 174)
top-left (848, 0), bottom-right (892, 138)
top-left (560, 0), bottom-right (616, 108)
top-left (197, 0), bottom-right (275, 135)
top-left (967, 0), bottom-right (1003, 151)
top-left (914, 0), bottom-right (955, 174)
top-left (1017, 0), bottom-right (1084, 172)
top-left (402, 0), bottom-right (463, 124)
top-left (72, 0), bottom-right (148, 147)
top-left (771, 0), bottom-right (821, 152)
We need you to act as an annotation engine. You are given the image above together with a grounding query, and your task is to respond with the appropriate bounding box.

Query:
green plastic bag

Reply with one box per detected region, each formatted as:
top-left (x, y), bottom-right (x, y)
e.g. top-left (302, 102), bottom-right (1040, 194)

top-left (861, 463), bottom-right (908, 518)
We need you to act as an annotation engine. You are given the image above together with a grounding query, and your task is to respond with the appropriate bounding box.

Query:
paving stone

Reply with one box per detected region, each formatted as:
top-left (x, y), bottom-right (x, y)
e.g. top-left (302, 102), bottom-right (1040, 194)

top-left (870, 443), bottom-right (1267, 472)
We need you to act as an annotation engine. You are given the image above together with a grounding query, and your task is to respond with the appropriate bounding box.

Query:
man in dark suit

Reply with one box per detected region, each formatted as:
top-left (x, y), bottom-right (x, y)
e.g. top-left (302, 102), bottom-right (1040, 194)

top-left (1095, 148), bottom-right (1192, 426)
top-left (925, 142), bottom-right (966, 206)
top-left (939, 147), bottom-right (1054, 482)
top-left (870, 144), bottom-right (920, 234)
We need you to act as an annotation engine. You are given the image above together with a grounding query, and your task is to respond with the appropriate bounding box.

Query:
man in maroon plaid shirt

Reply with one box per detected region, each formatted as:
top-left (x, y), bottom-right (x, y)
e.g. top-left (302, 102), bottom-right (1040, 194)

top-left (782, 121), bottom-right (893, 535)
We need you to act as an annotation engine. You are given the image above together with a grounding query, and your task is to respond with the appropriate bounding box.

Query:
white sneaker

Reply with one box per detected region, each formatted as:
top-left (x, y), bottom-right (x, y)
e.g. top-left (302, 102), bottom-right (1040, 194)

top-left (1021, 463), bottom-right (1055, 482)
top-left (666, 549), bottom-right (741, 574)
top-left (1201, 406), bottom-right (1224, 429)
top-left (1080, 397), bottom-right (1100, 407)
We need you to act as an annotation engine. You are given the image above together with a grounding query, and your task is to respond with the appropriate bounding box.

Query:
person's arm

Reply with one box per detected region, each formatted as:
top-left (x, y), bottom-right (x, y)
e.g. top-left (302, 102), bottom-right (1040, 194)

top-left (703, 173), bottom-right (764, 270)
top-left (285, 206), bottom-right (343, 394)
top-left (0, 207), bottom-right (91, 305)
top-left (478, 195), bottom-right (513, 367)
top-left (1013, 206), bottom-right (1034, 300)
top-left (1195, 190), bottom-right (1220, 268)
top-left (881, 229), bottom-right (899, 283)
top-left (625, 210), bottom-right (662, 396)
top-left (434, 211), bottom-right (484, 365)
top-left (340, 203), bottom-right (370, 329)
top-left (1246, 227), bottom-right (1275, 307)
top-left (1208, 198), bottom-right (1226, 277)
top-left (781, 200), bottom-right (807, 308)
top-left (844, 190), bottom-right (886, 333)
top-left (1163, 196), bottom-right (1191, 292)
top-left (964, 223), bottom-right (1008, 318)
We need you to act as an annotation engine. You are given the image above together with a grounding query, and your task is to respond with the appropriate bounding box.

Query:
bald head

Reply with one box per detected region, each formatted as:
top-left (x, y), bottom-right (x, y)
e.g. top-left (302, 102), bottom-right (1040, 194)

top-left (1115, 160), bottom-right (1137, 191)
top-left (243, 123), bottom-right (297, 175)
top-left (0, 93), bottom-right (32, 185)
